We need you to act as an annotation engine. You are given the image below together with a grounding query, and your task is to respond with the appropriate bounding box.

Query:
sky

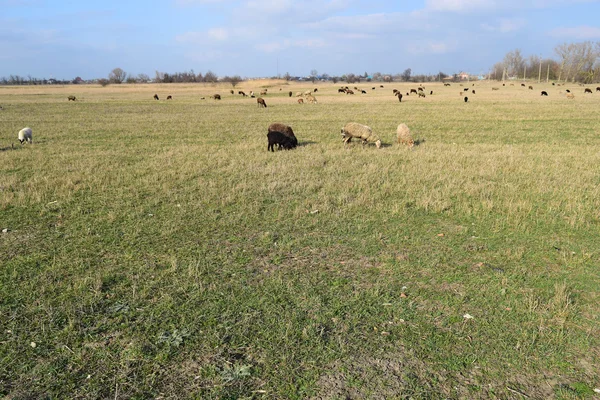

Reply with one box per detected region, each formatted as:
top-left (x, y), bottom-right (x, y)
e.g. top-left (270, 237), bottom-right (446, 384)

top-left (1, 0), bottom-right (599, 80)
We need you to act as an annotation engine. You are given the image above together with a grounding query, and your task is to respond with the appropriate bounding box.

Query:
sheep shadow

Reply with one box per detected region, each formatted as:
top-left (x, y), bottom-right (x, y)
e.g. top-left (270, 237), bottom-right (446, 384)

top-left (297, 140), bottom-right (318, 147)
top-left (1, 144), bottom-right (16, 152)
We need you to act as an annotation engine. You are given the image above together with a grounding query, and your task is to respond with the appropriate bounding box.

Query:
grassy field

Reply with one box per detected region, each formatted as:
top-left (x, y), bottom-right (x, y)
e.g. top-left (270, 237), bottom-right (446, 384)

top-left (1, 80), bottom-right (599, 399)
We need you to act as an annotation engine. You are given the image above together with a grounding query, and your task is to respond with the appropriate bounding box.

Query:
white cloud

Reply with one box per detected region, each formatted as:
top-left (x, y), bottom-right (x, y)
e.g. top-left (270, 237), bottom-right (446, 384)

top-left (425, 0), bottom-right (496, 12)
top-left (549, 25), bottom-right (600, 39)
top-left (481, 17), bottom-right (526, 33)
top-left (208, 28), bottom-right (228, 40)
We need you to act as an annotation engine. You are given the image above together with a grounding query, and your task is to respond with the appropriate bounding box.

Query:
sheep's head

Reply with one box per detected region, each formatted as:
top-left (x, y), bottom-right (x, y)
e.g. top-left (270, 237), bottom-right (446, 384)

top-left (375, 140), bottom-right (382, 149)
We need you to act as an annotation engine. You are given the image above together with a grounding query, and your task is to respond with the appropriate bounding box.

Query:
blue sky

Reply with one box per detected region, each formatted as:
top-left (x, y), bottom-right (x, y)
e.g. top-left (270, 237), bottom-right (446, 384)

top-left (1, 0), bottom-right (599, 80)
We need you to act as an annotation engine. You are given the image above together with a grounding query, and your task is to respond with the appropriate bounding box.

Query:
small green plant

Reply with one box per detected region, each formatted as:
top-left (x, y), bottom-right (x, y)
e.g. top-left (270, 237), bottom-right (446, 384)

top-left (157, 329), bottom-right (190, 348)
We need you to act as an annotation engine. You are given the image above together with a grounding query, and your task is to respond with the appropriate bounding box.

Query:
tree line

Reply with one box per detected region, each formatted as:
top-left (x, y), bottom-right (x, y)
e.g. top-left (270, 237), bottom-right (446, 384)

top-left (491, 41), bottom-right (600, 83)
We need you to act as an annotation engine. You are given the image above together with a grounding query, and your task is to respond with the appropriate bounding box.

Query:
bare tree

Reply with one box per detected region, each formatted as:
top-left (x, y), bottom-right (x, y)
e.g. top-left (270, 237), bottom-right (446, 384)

top-left (228, 75), bottom-right (242, 88)
top-left (401, 68), bottom-right (412, 82)
top-left (283, 72), bottom-right (291, 81)
top-left (109, 68), bottom-right (127, 84)
top-left (502, 49), bottom-right (525, 78)
top-left (137, 73), bottom-right (150, 83)
top-left (204, 70), bottom-right (218, 83)
top-left (310, 69), bottom-right (318, 83)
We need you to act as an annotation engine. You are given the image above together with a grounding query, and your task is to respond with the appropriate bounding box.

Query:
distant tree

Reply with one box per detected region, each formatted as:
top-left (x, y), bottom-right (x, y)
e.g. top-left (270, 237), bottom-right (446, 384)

top-left (346, 73), bottom-right (357, 83)
top-left (332, 76), bottom-right (339, 84)
top-left (228, 75), bottom-right (242, 88)
top-left (204, 70), bottom-right (218, 83)
top-left (401, 68), bottom-right (412, 82)
top-left (372, 72), bottom-right (382, 81)
top-left (310, 69), bottom-right (318, 83)
top-left (137, 73), bottom-right (150, 83)
top-left (109, 68), bottom-right (127, 84)
top-left (502, 49), bottom-right (525, 78)
top-left (98, 78), bottom-right (110, 87)
top-left (72, 76), bottom-right (83, 84)
top-left (126, 75), bottom-right (137, 84)
top-left (283, 72), bottom-right (291, 81)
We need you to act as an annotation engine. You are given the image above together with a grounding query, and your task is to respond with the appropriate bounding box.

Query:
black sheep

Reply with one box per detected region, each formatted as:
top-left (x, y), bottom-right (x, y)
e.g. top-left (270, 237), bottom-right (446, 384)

top-left (464, 96), bottom-right (469, 102)
top-left (541, 91), bottom-right (548, 96)
top-left (267, 131), bottom-right (295, 152)
top-left (153, 94), bottom-right (159, 100)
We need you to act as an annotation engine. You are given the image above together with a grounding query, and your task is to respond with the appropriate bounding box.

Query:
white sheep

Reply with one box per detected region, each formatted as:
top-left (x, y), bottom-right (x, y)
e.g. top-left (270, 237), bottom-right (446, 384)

top-left (396, 123), bottom-right (414, 147)
top-left (341, 122), bottom-right (381, 149)
top-left (18, 127), bottom-right (33, 144)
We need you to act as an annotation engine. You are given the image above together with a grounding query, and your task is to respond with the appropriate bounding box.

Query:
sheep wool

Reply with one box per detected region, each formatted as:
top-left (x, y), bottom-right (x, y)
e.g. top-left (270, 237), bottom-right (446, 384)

top-left (268, 123), bottom-right (298, 147)
top-left (396, 123), bottom-right (414, 147)
top-left (341, 122), bottom-right (381, 149)
top-left (18, 127), bottom-right (33, 144)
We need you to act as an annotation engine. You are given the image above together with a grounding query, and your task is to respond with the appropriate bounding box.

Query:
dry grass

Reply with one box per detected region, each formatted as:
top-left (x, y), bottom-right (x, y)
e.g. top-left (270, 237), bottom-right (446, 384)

top-left (1, 80), bottom-right (599, 399)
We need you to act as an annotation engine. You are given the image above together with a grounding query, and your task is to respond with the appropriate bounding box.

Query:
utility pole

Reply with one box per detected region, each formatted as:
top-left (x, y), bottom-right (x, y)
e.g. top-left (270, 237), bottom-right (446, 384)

top-left (546, 64), bottom-right (550, 82)
top-left (524, 65), bottom-right (526, 80)
top-left (538, 55), bottom-right (542, 83)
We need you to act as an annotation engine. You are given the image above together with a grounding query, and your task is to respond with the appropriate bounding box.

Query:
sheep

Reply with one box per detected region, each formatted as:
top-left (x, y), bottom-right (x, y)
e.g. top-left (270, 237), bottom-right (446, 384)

top-left (250, 91), bottom-right (254, 97)
top-left (492, 87), bottom-right (500, 91)
top-left (238, 91), bottom-right (245, 95)
top-left (463, 88), bottom-right (469, 92)
top-left (341, 122), bottom-right (381, 149)
top-left (154, 94), bottom-right (159, 100)
top-left (257, 97), bottom-right (267, 108)
top-left (361, 90), bottom-right (367, 94)
top-left (464, 96), bottom-right (469, 102)
top-left (314, 88), bottom-right (318, 92)
top-left (584, 88), bottom-right (592, 94)
top-left (521, 83), bottom-right (526, 87)
top-left (410, 89), bottom-right (417, 94)
top-left (444, 83), bottom-right (451, 86)
top-left (213, 94), bottom-right (221, 100)
top-left (230, 90), bottom-right (234, 95)
top-left (304, 90), bottom-right (312, 96)
top-left (418, 92), bottom-right (426, 98)
top-left (296, 92), bottom-right (303, 97)
top-left (396, 93), bottom-right (403, 102)
top-left (268, 123), bottom-right (298, 148)
top-left (418, 87), bottom-right (424, 92)
top-left (596, 87), bottom-right (600, 92)
top-left (307, 95), bottom-right (317, 104)
top-left (503, 83), bottom-right (505, 86)
top-left (289, 91), bottom-right (293, 97)
top-left (346, 90), bottom-right (354, 95)
top-left (566, 89), bottom-right (571, 93)
top-left (18, 127), bottom-right (32, 144)
top-left (430, 90), bottom-right (433, 95)
top-left (566, 93), bottom-right (575, 99)
top-left (338, 88), bottom-right (346, 93)
top-left (472, 89), bottom-right (476, 94)
top-left (260, 90), bottom-right (267, 96)
top-left (298, 98), bottom-right (304, 104)
top-left (392, 89), bottom-right (398, 94)
top-left (541, 91), bottom-right (548, 96)
top-left (354, 86), bottom-right (358, 90)
top-left (529, 86), bottom-right (533, 90)
top-left (67, 95), bottom-right (76, 101)
top-left (372, 87), bottom-right (376, 90)
top-left (267, 131), bottom-right (295, 152)
top-left (380, 85), bottom-right (384, 88)
top-left (167, 95), bottom-right (172, 100)
top-left (396, 123), bottom-right (414, 147)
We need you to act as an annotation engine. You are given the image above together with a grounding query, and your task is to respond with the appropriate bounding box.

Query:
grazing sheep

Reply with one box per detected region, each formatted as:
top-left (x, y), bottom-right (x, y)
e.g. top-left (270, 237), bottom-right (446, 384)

top-left (430, 90), bottom-right (433, 95)
top-left (267, 131), bottom-right (295, 152)
top-left (268, 123), bottom-right (298, 148)
top-left (552, 83), bottom-right (556, 85)
top-left (361, 90), bottom-right (367, 94)
top-left (529, 86), bottom-right (533, 90)
top-left (18, 127), bottom-right (32, 144)
top-left (372, 87), bottom-right (376, 90)
top-left (566, 89), bottom-right (571, 93)
top-left (492, 87), bottom-right (500, 91)
top-left (418, 92), bottom-right (426, 98)
top-left (304, 90), bottom-right (312, 96)
top-left (338, 88), bottom-right (346, 93)
top-left (230, 90), bottom-right (234, 95)
top-left (410, 89), bottom-right (417, 94)
top-left (444, 83), bottom-right (451, 86)
top-left (296, 92), bottom-right (303, 97)
top-left (392, 89), bottom-right (398, 94)
top-left (406, 92), bottom-right (409, 96)
top-left (238, 91), bottom-right (245, 95)
top-left (67, 95), bottom-right (76, 101)
top-left (503, 83), bottom-right (505, 86)
top-left (471, 90), bottom-right (475, 94)
top-left (396, 93), bottom-right (403, 102)
top-left (298, 98), bottom-right (304, 104)
top-left (167, 95), bottom-right (172, 100)
top-left (396, 123), bottom-right (414, 147)
top-left (380, 85), bottom-right (384, 88)
top-left (307, 95), bottom-right (317, 104)
top-left (354, 87), bottom-right (358, 90)
top-left (418, 87), bottom-right (424, 92)
top-left (463, 88), bottom-right (469, 92)
top-left (341, 122), bottom-right (381, 149)
top-left (251, 95), bottom-right (256, 98)
top-left (346, 90), bottom-right (354, 95)
top-left (541, 91), bottom-right (548, 96)
top-left (596, 87), bottom-right (600, 92)
top-left (257, 97), bottom-right (267, 108)
top-left (464, 96), bottom-right (468, 102)
top-left (289, 91), bottom-right (293, 97)
top-left (154, 94), bottom-right (159, 100)
top-left (260, 90), bottom-right (267, 96)
top-left (521, 83), bottom-right (526, 87)
top-left (584, 88), bottom-right (592, 94)
top-left (314, 88), bottom-right (318, 92)
top-left (566, 93), bottom-right (575, 99)
top-left (213, 94), bottom-right (221, 100)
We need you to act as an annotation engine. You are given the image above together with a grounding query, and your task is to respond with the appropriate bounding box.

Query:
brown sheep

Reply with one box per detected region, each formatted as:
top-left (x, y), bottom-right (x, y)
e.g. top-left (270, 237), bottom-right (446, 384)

top-left (167, 95), bottom-right (172, 100)
top-left (257, 97), bottom-right (267, 107)
top-left (529, 86), bottom-right (533, 90)
top-left (380, 85), bottom-right (384, 88)
top-left (396, 93), bottom-right (403, 102)
top-left (346, 90), bottom-right (354, 95)
top-left (596, 87), bottom-right (600, 92)
top-left (213, 94), bottom-right (221, 100)
top-left (260, 90), bottom-right (267, 95)
top-left (154, 94), bottom-right (159, 100)
top-left (521, 83), bottom-right (526, 87)
top-left (396, 123), bottom-right (414, 147)
top-left (230, 89), bottom-right (234, 95)
top-left (392, 89), bottom-right (398, 94)
top-left (298, 98), bottom-right (304, 104)
top-left (268, 123), bottom-right (298, 147)
top-left (418, 92), bottom-right (426, 98)
top-left (289, 91), bottom-right (293, 97)
top-left (492, 87), bottom-right (500, 91)
top-left (541, 91), bottom-right (548, 96)
top-left (584, 88), bottom-right (592, 94)
top-left (314, 88), bottom-right (318, 92)
top-left (67, 95), bottom-right (76, 101)
top-left (338, 88), bottom-right (346, 93)
top-left (410, 89), bottom-right (417, 94)
top-left (566, 93), bottom-right (575, 99)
